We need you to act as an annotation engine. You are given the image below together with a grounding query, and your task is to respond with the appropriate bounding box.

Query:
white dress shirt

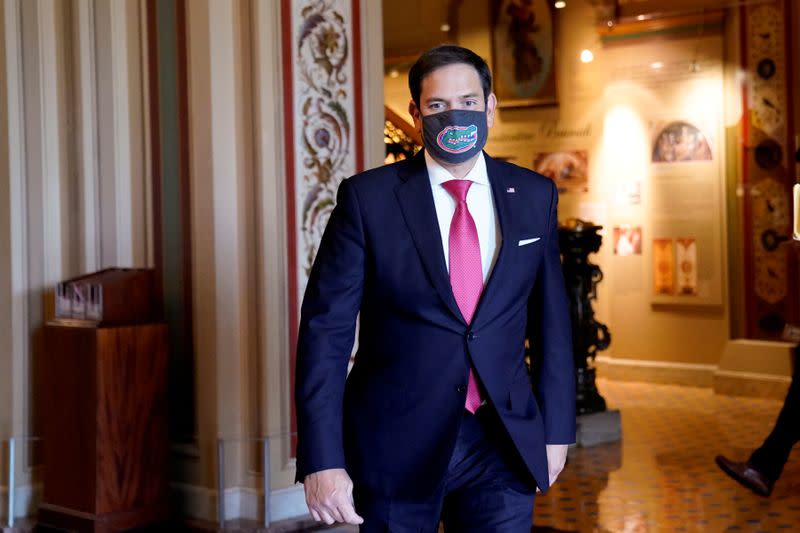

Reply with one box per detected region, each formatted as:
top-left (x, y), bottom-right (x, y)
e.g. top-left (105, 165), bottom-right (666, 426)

top-left (425, 151), bottom-right (501, 284)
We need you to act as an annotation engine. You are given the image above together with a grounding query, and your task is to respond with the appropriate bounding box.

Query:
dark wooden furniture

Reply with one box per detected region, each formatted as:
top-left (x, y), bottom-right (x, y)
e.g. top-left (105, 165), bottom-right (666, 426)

top-left (39, 322), bottom-right (169, 533)
top-left (56, 268), bottom-right (161, 325)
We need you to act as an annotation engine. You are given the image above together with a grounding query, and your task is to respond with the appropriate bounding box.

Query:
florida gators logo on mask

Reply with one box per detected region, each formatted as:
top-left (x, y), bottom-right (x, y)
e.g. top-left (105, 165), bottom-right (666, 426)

top-left (422, 110), bottom-right (487, 164)
top-left (436, 124), bottom-right (479, 154)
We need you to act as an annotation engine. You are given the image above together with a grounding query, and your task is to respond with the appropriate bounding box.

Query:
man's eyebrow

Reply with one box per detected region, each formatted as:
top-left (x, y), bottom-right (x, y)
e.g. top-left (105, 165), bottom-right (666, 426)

top-left (423, 93), bottom-right (481, 104)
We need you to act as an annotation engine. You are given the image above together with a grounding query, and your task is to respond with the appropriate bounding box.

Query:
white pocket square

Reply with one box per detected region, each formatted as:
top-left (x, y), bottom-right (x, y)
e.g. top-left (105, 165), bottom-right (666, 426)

top-left (518, 237), bottom-right (541, 246)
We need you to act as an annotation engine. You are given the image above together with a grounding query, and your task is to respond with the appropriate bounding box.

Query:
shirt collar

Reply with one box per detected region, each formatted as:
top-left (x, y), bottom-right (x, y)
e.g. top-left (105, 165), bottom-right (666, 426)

top-left (424, 150), bottom-right (489, 187)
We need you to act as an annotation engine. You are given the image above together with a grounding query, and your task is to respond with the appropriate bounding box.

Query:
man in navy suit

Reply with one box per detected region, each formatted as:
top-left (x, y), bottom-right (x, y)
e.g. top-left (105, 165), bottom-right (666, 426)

top-left (295, 45), bottom-right (575, 531)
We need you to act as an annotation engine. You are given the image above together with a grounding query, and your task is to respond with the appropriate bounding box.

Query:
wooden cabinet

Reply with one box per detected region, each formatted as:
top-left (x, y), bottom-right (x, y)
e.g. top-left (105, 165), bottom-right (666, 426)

top-left (39, 323), bottom-right (169, 533)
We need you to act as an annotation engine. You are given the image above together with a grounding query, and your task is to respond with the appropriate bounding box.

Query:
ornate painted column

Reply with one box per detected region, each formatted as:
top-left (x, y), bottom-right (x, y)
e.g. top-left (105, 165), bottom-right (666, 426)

top-left (281, 0), bottom-right (365, 451)
top-left (282, 0), bottom-right (364, 335)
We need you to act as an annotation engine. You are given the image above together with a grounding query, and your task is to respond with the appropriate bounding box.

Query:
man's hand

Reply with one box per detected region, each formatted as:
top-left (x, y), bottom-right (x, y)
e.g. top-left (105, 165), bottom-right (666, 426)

top-left (303, 468), bottom-right (364, 526)
top-left (537, 444), bottom-right (569, 492)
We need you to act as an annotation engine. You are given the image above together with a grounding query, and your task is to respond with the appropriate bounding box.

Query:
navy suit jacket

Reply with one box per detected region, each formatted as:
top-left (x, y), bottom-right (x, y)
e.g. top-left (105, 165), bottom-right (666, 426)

top-left (295, 151), bottom-right (575, 498)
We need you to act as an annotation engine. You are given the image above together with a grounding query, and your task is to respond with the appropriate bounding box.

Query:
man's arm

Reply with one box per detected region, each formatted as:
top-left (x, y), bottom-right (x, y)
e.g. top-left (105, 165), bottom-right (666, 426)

top-left (526, 180), bottom-right (576, 445)
top-left (295, 177), bottom-right (365, 483)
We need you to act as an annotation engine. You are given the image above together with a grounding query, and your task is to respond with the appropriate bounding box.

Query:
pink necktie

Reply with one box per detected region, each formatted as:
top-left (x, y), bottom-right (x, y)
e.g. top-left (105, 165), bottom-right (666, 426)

top-left (442, 179), bottom-right (484, 414)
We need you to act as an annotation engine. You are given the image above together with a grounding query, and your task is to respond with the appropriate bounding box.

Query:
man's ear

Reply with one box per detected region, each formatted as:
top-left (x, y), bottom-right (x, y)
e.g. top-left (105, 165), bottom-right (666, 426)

top-left (408, 99), bottom-right (422, 135)
top-left (486, 93), bottom-right (498, 128)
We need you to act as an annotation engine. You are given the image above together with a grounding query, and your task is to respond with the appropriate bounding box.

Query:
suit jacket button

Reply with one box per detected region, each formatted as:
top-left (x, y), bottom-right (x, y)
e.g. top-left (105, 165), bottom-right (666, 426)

top-left (456, 384), bottom-right (466, 393)
top-left (467, 332), bottom-right (476, 341)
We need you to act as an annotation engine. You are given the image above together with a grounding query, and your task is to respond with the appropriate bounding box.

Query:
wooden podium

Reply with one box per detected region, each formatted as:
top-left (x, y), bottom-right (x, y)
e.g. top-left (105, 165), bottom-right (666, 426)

top-left (39, 322), bottom-right (169, 533)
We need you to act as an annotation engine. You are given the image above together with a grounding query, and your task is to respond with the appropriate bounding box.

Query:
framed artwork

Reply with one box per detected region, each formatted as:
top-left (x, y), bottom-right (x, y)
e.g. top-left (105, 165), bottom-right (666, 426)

top-left (676, 237), bottom-right (698, 295)
top-left (651, 121), bottom-right (713, 163)
top-left (653, 238), bottom-right (675, 295)
top-left (490, 0), bottom-right (557, 107)
top-left (532, 150), bottom-right (588, 193)
top-left (613, 226), bottom-right (643, 256)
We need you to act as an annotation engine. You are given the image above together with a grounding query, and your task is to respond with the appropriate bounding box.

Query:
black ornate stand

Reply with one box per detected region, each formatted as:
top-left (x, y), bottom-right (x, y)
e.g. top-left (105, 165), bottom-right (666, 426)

top-left (558, 219), bottom-right (611, 416)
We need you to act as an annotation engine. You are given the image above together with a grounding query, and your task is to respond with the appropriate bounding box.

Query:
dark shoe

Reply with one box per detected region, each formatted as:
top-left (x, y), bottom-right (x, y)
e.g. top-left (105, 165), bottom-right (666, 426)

top-left (715, 455), bottom-right (774, 497)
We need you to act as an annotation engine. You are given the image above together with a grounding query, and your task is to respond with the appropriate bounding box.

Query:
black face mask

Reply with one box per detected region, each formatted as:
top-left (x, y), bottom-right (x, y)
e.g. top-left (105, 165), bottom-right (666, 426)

top-left (421, 109), bottom-right (488, 164)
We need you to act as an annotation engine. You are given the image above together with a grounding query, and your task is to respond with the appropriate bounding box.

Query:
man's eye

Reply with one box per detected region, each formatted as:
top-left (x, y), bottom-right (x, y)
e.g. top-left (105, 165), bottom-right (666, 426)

top-left (429, 103), bottom-right (443, 111)
top-left (465, 100), bottom-right (478, 107)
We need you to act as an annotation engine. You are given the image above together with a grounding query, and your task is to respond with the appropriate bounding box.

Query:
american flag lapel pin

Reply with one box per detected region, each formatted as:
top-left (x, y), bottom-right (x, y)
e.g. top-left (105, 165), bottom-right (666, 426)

top-left (506, 187), bottom-right (515, 193)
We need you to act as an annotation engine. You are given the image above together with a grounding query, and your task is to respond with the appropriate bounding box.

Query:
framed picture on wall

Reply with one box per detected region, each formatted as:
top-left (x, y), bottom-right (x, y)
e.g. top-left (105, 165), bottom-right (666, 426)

top-left (532, 150), bottom-right (588, 193)
top-left (490, 0), bottom-right (557, 107)
top-left (651, 120), bottom-right (713, 163)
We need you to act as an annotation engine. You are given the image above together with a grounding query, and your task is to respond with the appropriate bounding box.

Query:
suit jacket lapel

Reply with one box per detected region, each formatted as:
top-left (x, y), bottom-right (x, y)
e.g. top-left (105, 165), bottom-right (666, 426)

top-left (472, 153), bottom-right (514, 329)
top-left (395, 152), bottom-right (466, 324)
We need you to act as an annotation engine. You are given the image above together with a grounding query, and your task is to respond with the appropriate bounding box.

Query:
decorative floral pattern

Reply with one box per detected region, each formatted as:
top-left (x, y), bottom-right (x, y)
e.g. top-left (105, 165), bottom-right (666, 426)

top-left (292, 0), bottom-right (356, 304)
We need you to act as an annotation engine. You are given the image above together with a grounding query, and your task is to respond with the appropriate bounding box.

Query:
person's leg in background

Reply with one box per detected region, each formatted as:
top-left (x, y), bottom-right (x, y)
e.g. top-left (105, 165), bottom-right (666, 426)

top-left (746, 344), bottom-right (800, 482)
top-left (716, 344), bottom-right (800, 496)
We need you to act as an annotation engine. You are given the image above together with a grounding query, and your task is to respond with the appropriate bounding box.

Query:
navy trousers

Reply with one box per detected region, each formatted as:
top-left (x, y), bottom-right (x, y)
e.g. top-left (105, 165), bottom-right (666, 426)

top-left (749, 344), bottom-right (800, 482)
top-left (355, 409), bottom-right (536, 533)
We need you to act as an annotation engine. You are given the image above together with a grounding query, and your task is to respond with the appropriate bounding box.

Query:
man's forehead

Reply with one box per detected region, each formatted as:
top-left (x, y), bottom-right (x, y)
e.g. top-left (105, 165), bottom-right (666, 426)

top-left (420, 63), bottom-right (483, 95)
top-left (422, 63), bottom-right (481, 81)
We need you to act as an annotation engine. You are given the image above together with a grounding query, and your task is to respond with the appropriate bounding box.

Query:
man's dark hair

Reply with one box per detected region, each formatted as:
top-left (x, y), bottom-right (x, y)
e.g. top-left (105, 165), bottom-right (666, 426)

top-left (408, 45), bottom-right (492, 108)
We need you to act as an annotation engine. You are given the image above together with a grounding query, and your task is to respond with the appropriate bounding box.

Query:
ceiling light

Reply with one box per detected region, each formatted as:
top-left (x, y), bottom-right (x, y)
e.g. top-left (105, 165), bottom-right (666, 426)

top-left (389, 69), bottom-right (399, 78)
top-left (581, 49), bottom-right (594, 63)
top-left (555, 1), bottom-right (566, 8)
top-left (637, 15), bottom-right (646, 21)
top-left (440, 23), bottom-right (450, 32)
top-left (651, 61), bottom-right (663, 70)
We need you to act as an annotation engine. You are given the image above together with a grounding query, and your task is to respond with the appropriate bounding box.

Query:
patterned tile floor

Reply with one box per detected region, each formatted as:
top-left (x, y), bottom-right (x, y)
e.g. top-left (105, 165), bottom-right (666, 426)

top-left (532, 379), bottom-right (800, 532)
